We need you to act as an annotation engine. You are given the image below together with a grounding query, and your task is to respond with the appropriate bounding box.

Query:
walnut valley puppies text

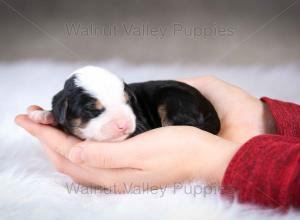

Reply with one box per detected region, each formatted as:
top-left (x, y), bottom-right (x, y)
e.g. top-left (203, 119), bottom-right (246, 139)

top-left (65, 182), bottom-right (233, 198)
top-left (65, 23), bottom-right (235, 40)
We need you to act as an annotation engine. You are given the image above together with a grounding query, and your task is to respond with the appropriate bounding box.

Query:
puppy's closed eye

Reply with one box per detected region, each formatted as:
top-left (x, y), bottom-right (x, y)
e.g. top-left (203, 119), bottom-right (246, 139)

top-left (83, 102), bottom-right (97, 111)
top-left (81, 102), bottom-right (105, 120)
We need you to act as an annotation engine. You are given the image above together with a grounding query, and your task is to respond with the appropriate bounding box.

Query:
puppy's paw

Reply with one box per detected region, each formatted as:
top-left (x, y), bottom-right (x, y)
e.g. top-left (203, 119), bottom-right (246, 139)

top-left (28, 110), bottom-right (55, 125)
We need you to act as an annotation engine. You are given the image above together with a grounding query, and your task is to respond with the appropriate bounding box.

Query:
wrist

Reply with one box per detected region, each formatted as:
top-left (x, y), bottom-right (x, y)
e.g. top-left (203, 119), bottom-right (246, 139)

top-left (210, 140), bottom-right (240, 185)
top-left (190, 132), bottom-right (239, 185)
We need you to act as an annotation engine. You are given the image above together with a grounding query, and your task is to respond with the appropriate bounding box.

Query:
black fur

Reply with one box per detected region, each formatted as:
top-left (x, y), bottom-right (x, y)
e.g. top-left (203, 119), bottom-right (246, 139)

top-left (127, 80), bottom-right (220, 135)
top-left (52, 78), bottom-right (221, 138)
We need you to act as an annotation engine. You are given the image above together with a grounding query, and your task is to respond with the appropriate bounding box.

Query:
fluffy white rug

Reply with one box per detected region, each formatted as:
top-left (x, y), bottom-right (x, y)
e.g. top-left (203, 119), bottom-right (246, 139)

top-left (1, 61), bottom-right (300, 220)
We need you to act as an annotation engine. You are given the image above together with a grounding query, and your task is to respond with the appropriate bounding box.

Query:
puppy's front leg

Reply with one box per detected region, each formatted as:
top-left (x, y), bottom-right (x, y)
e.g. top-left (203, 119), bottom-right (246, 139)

top-left (28, 110), bottom-right (55, 125)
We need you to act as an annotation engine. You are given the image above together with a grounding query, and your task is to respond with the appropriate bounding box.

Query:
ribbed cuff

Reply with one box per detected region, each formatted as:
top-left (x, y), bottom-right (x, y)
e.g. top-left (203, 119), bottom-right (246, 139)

top-left (261, 97), bottom-right (300, 137)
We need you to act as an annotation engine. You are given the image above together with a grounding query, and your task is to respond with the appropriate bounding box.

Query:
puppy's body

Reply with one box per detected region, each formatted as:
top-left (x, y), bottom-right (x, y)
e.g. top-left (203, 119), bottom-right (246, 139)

top-left (29, 66), bottom-right (220, 142)
top-left (128, 80), bottom-right (220, 136)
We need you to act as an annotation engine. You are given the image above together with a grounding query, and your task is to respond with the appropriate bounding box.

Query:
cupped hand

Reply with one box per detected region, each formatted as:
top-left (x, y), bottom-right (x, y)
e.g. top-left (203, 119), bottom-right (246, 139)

top-left (16, 107), bottom-right (238, 191)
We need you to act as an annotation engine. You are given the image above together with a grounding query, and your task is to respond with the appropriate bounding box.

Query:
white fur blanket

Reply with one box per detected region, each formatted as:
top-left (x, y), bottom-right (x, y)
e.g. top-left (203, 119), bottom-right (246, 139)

top-left (1, 61), bottom-right (300, 220)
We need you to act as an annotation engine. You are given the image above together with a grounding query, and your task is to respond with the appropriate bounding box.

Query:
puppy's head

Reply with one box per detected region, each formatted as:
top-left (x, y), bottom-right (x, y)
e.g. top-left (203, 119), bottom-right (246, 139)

top-left (52, 66), bottom-right (136, 142)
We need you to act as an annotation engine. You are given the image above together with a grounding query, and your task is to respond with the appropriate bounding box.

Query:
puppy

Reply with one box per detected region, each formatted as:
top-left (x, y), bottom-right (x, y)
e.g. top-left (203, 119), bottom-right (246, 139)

top-left (29, 66), bottom-right (220, 142)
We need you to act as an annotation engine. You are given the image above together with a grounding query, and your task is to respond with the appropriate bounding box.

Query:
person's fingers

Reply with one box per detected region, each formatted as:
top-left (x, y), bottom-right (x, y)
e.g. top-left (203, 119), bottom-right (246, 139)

top-left (180, 75), bottom-right (240, 95)
top-left (179, 75), bottom-right (217, 92)
top-left (42, 144), bottom-right (95, 186)
top-left (15, 115), bottom-right (80, 157)
top-left (15, 114), bottom-right (44, 137)
top-left (16, 114), bottom-right (152, 190)
top-left (68, 139), bottom-right (142, 169)
top-left (84, 167), bottom-right (146, 192)
top-left (180, 76), bottom-right (250, 119)
top-left (69, 126), bottom-right (199, 169)
top-left (180, 76), bottom-right (227, 118)
top-left (44, 142), bottom-right (146, 191)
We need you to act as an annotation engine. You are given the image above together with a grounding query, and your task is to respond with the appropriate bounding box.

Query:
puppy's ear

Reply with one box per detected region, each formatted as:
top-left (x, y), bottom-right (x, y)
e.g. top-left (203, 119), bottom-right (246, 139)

top-left (51, 90), bottom-right (68, 125)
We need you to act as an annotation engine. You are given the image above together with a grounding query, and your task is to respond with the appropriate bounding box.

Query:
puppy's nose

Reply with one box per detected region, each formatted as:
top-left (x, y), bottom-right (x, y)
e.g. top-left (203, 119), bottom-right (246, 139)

top-left (115, 120), bottom-right (130, 133)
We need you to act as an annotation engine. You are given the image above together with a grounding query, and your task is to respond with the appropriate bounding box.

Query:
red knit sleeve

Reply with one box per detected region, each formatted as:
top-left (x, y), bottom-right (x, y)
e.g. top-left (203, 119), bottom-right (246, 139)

top-left (221, 97), bottom-right (300, 210)
top-left (221, 135), bottom-right (300, 210)
top-left (261, 97), bottom-right (300, 138)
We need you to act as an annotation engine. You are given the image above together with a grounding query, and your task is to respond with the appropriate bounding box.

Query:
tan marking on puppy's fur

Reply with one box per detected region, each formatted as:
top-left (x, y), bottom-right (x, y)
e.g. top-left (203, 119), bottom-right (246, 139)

top-left (124, 92), bottom-right (129, 102)
top-left (72, 118), bottom-right (83, 127)
top-left (71, 118), bottom-right (87, 140)
top-left (158, 104), bottom-right (171, 126)
top-left (72, 127), bottom-right (85, 140)
top-left (95, 100), bottom-right (103, 110)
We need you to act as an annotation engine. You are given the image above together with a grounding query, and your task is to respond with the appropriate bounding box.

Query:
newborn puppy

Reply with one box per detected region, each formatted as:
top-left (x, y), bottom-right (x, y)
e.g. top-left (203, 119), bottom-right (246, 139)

top-left (29, 66), bottom-right (220, 142)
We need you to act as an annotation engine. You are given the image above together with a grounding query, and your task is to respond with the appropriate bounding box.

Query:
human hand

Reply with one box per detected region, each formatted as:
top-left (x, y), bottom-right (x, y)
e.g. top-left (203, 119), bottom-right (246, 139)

top-left (15, 76), bottom-right (274, 191)
top-left (181, 76), bottom-right (276, 143)
top-left (16, 111), bottom-right (238, 191)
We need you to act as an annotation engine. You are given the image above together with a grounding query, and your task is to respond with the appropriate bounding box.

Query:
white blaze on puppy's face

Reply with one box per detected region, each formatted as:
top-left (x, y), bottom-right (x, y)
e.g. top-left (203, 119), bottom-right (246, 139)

top-left (72, 66), bottom-right (136, 142)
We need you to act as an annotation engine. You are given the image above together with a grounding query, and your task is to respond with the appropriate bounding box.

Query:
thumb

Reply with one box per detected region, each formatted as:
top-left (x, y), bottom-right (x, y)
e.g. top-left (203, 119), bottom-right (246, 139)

top-left (68, 140), bottom-right (140, 169)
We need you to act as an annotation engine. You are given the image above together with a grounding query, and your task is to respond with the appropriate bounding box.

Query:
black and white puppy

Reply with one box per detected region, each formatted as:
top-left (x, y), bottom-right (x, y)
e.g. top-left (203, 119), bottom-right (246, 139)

top-left (29, 66), bottom-right (220, 142)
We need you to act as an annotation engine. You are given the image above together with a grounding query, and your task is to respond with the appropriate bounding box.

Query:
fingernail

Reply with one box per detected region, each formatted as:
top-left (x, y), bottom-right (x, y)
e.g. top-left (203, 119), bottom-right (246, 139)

top-left (69, 147), bottom-right (83, 163)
